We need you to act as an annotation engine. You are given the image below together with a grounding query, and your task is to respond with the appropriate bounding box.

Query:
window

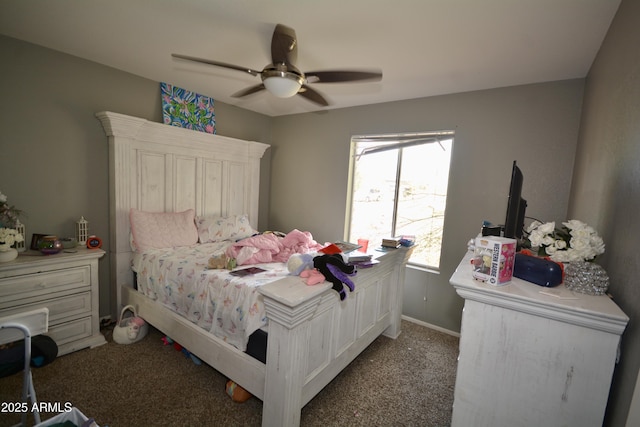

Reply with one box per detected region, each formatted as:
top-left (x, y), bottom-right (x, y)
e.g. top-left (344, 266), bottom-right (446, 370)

top-left (346, 131), bottom-right (454, 270)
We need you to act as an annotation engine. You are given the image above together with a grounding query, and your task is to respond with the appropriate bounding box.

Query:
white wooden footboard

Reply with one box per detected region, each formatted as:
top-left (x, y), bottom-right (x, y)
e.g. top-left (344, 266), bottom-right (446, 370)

top-left (259, 246), bottom-right (413, 427)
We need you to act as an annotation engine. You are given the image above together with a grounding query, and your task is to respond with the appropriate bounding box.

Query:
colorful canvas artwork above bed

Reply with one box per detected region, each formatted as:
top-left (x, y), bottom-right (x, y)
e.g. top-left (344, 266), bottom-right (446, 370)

top-left (160, 82), bottom-right (216, 134)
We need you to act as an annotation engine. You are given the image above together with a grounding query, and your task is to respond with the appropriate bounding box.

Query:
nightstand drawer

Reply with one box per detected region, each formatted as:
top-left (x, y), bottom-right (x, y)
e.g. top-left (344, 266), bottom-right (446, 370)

top-left (0, 266), bottom-right (91, 304)
top-left (0, 292), bottom-right (91, 325)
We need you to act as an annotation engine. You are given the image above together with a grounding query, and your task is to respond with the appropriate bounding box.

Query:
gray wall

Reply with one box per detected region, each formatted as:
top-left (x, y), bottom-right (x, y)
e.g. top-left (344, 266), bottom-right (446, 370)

top-left (568, 0), bottom-right (640, 424)
top-left (0, 35), bottom-right (272, 316)
top-left (270, 80), bottom-right (584, 332)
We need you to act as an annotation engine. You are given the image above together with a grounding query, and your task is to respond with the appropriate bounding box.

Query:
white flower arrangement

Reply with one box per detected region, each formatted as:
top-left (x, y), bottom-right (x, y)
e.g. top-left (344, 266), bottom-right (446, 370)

top-left (525, 219), bottom-right (605, 262)
top-left (0, 227), bottom-right (24, 252)
top-left (0, 190), bottom-right (25, 252)
top-left (1, 190), bottom-right (22, 227)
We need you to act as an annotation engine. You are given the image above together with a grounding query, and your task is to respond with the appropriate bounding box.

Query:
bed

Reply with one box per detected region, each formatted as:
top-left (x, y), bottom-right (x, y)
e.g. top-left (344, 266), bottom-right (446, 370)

top-left (97, 111), bottom-right (414, 427)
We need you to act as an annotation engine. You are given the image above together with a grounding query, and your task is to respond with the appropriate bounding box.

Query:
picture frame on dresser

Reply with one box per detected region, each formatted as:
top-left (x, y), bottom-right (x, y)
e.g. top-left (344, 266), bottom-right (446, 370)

top-left (30, 233), bottom-right (48, 250)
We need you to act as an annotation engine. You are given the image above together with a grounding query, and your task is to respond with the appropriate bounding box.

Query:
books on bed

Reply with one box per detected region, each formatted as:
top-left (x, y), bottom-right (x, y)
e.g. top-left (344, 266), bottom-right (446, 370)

top-left (229, 266), bottom-right (268, 277)
top-left (333, 241), bottom-right (362, 253)
top-left (317, 240), bottom-right (376, 266)
top-left (347, 251), bottom-right (377, 268)
top-left (347, 251), bottom-right (372, 262)
top-left (381, 237), bottom-right (402, 248)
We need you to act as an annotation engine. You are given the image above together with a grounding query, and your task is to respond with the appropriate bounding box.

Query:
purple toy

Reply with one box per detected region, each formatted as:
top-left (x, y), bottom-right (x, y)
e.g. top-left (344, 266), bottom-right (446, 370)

top-left (314, 254), bottom-right (356, 300)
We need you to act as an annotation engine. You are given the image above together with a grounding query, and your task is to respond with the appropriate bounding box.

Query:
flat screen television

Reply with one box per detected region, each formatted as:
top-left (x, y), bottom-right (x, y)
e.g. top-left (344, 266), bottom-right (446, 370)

top-left (503, 161), bottom-right (527, 239)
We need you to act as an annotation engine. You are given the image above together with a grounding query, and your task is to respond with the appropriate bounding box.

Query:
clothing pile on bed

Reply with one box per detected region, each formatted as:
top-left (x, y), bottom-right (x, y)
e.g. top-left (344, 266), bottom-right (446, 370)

top-left (225, 229), bottom-right (323, 265)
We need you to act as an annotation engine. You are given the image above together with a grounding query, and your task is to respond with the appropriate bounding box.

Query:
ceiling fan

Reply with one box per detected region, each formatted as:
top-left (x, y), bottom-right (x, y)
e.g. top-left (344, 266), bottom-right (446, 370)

top-left (172, 24), bottom-right (382, 107)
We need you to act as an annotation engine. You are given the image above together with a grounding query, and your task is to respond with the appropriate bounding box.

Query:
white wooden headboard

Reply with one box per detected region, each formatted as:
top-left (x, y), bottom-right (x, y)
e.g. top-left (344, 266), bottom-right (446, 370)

top-left (96, 111), bottom-right (269, 317)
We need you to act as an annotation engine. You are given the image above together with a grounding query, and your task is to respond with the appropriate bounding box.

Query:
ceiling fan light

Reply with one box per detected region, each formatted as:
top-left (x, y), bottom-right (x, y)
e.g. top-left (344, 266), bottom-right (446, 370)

top-left (263, 72), bottom-right (303, 98)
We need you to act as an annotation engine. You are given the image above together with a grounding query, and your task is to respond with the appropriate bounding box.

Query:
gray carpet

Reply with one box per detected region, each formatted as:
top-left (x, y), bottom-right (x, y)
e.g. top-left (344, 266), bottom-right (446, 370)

top-left (0, 320), bottom-right (458, 426)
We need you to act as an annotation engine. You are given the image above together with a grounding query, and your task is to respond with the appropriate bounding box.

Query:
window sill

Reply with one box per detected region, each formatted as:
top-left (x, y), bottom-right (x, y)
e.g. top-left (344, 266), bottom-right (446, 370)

top-left (407, 262), bottom-right (440, 275)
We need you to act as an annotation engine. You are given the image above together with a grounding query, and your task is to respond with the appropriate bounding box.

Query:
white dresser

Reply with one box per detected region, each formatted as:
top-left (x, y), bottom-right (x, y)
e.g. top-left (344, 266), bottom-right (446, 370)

top-left (0, 248), bottom-right (106, 356)
top-left (449, 250), bottom-right (628, 427)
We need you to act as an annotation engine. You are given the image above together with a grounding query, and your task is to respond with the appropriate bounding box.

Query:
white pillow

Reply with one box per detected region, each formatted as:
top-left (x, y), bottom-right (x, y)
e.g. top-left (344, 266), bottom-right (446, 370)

top-left (130, 209), bottom-right (198, 251)
top-left (196, 214), bottom-right (257, 243)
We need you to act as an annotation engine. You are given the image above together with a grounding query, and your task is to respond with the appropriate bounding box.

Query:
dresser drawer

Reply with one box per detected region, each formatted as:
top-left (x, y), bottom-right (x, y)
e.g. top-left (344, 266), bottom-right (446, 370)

top-left (0, 249), bottom-right (106, 355)
top-left (0, 292), bottom-right (91, 325)
top-left (0, 266), bottom-right (91, 305)
top-left (48, 316), bottom-right (92, 346)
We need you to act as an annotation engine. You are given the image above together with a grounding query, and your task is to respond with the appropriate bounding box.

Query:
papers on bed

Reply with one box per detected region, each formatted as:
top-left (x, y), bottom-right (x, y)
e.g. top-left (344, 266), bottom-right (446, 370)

top-left (132, 242), bottom-right (290, 351)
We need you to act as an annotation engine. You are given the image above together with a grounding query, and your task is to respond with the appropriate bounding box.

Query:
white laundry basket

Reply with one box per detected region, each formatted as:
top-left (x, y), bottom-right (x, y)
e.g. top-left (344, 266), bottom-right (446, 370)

top-left (112, 305), bottom-right (148, 344)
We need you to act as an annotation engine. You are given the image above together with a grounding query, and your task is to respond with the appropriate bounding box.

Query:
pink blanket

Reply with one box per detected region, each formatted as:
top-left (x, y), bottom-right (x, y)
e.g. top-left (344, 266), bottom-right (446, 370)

top-left (225, 229), bottom-right (324, 265)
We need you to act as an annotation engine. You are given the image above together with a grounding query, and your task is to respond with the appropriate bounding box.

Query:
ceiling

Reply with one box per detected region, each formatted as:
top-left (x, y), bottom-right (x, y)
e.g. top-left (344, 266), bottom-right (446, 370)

top-left (0, 0), bottom-right (621, 117)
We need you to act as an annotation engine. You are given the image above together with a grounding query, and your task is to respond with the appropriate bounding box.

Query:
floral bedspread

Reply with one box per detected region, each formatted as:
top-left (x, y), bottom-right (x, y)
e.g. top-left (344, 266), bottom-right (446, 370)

top-left (132, 242), bottom-right (290, 351)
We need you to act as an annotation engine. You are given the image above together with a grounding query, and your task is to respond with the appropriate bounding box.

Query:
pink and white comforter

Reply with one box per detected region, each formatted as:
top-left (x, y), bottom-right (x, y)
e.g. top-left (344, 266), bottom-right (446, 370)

top-left (132, 242), bottom-right (290, 351)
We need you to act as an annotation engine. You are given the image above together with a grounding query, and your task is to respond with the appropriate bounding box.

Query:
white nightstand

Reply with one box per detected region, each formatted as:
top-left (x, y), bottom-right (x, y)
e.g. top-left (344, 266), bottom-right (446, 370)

top-left (0, 248), bottom-right (107, 355)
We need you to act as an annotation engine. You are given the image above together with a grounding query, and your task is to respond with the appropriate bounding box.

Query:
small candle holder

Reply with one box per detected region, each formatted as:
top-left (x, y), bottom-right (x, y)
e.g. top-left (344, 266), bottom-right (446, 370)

top-left (76, 216), bottom-right (89, 246)
top-left (15, 219), bottom-right (26, 252)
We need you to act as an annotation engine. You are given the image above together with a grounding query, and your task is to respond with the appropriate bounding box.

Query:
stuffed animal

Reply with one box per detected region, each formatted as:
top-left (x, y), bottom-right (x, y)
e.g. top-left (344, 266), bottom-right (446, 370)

top-left (288, 252), bottom-right (330, 285)
top-left (287, 253), bottom-right (316, 276)
top-left (208, 254), bottom-right (236, 270)
top-left (300, 269), bottom-right (326, 285)
top-left (313, 254), bottom-right (356, 300)
top-left (208, 254), bottom-right (226, 269)
top-left (126, 317), bottom-right (145, 340)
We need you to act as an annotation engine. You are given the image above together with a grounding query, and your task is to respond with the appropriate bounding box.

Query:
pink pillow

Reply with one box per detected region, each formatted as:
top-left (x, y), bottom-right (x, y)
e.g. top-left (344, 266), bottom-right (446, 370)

top-left (130, 209), bottom-right (198, 251)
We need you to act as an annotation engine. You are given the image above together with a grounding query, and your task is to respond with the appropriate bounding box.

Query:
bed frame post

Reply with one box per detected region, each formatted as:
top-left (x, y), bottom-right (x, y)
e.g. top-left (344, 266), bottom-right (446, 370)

top-left (383, 246), bottom-right (414, 339)
top-left (260, 280), bottom-right (329, 427)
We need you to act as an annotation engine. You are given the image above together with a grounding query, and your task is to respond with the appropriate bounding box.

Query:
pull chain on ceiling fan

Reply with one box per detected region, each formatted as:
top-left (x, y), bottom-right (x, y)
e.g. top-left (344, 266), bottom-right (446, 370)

top-left (172, 24), bottom-right (382, 106)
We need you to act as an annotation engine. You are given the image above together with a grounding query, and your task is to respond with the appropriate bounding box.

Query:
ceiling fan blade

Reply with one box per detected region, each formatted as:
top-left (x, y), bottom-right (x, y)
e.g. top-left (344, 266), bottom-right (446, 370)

top-left (271, 24), bottom-right (297, 66)
top-left (305, 70), bottom-right (382, 83)
top-left (172, 53), bottom-right (261, 77)
top-left (298, 85), bottom-right (329, 106)
top-left (231, 83), bottom-right (266, 98)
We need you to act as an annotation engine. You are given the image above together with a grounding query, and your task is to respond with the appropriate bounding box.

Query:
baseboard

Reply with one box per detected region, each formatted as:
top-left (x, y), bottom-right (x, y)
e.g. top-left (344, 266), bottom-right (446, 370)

top-left (401, 315), bottom-right (460, 338)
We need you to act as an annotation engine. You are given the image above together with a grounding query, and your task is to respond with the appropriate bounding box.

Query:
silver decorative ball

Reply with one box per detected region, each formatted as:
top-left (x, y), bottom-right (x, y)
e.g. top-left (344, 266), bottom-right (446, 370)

top-left (564, 261), bottom-right (609, 295)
